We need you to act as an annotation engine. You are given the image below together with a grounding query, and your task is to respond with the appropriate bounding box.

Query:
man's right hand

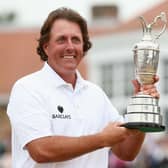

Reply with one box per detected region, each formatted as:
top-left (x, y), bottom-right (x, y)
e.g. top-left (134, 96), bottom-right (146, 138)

top-left (99, 122), bottom-right (139, 147)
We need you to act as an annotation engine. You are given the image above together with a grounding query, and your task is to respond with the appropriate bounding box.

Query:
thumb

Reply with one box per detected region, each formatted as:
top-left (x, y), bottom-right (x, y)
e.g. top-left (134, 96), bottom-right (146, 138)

top-left (132, 79), bottom-right (140, 95)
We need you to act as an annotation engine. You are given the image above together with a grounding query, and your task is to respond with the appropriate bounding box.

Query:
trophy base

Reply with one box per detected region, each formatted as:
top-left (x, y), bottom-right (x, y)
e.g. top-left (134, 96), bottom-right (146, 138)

top-left (122, 122), bottom-right (165, 132)
top-left (124, 94), bottom-right (165, 132)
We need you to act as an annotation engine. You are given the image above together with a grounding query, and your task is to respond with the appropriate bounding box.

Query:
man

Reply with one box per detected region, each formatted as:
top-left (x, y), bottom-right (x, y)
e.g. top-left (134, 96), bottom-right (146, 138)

top-left (7, 7), bottom-right (160, 168)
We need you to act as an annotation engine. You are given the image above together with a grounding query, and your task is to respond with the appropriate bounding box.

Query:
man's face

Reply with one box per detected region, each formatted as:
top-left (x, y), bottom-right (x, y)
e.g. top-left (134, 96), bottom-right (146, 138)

top-left (43, 19), bottom-right (84, 76)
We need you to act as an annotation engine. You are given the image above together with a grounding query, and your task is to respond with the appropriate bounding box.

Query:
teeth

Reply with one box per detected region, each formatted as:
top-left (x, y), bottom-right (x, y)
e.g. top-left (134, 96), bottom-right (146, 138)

top-left (63, 56), bottom-right (74, 59)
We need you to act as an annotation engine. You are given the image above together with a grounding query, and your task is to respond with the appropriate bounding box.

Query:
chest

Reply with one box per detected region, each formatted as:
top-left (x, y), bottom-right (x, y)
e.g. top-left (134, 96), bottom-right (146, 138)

top-left (45, 89), bottom-right (106, 136)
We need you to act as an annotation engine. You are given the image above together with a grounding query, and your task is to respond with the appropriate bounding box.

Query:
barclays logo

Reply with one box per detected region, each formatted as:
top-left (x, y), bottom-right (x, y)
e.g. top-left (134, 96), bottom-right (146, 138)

top-left (52, 105), bottom-right (71, 119)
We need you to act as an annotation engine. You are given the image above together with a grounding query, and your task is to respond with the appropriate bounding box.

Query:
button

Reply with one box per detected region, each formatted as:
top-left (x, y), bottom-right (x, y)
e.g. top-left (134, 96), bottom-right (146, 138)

top-left (74, 104), bottom-right (79, 109)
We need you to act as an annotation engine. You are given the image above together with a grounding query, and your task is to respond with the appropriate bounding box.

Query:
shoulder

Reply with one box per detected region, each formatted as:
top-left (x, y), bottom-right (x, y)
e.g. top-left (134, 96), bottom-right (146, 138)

top-left (16, 70), bottom-right (42, 84)
top-left (8, 70), bottom-right (47, 110)
top-left (10, 70), bottom-right (44, 97)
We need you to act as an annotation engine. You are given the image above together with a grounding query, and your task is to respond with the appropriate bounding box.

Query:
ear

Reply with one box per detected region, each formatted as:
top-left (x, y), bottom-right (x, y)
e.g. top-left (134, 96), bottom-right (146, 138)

top-left (43, 43), bottom-right (49, 56)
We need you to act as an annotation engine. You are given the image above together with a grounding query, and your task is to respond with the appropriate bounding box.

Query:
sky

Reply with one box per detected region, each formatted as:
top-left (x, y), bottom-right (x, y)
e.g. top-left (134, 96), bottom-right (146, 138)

top-left (0, 0), bottom-right (164, 28)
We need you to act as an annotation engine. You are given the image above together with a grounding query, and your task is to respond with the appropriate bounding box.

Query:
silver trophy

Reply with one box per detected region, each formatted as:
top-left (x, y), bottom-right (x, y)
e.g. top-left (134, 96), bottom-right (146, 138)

top-left (123, 12), bottom-right (167, 132)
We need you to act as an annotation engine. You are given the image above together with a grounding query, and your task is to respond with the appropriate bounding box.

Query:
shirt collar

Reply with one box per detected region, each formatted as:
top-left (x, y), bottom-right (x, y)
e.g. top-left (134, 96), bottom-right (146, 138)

top-left (41, 62), bottom-right (88, 91)
top-left (75, 70), bottom-right (88, 91)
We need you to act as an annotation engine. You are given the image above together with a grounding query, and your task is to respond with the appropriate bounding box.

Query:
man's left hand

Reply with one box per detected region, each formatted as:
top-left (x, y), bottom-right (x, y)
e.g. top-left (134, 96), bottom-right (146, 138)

top-left (132, 75), bottom-right (160, 99)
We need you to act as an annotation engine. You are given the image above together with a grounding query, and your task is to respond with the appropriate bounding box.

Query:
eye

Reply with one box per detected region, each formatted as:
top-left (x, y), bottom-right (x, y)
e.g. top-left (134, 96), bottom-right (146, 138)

top-left (56, 36), bottom-right (66, 44)
top-left (72, 37), bottom-right (81, 44)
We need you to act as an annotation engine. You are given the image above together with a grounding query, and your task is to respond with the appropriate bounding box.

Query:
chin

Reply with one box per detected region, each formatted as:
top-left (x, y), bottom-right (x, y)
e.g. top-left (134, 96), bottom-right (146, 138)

top-left (65, 64), bottom-right (77, 70)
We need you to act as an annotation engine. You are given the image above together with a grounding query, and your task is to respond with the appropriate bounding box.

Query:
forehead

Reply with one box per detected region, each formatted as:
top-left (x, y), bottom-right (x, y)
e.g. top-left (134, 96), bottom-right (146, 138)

top-left (50, 19), bottom-right (82, 37)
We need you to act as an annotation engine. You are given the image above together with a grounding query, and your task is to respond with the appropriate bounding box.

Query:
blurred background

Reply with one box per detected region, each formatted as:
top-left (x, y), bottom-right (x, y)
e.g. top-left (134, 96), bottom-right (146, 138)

top-left (1, 0), bottom-right (168, 167)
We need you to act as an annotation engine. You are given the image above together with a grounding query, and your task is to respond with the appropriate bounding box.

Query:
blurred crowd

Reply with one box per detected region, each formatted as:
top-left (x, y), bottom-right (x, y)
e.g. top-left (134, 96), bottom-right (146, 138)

top-left (0, 133), bottom-right (168, 168)
top-left (0, 134), bottom-right (11, 168)
top-left (109, 133), bottom-right (168, 168)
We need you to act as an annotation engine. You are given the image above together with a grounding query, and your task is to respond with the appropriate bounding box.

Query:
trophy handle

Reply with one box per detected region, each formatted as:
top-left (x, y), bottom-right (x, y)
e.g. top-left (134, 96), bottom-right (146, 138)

top-left (150, 12), bottom-right (167, 40)
top-left (139, 12), bottom-right (167, 40)
top-left (139, 16), bottom-right (147, 36)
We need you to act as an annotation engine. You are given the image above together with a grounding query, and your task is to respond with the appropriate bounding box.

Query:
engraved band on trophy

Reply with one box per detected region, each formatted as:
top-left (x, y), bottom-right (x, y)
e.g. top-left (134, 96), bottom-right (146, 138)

top-left (123, 12), bottom-right (167, 132)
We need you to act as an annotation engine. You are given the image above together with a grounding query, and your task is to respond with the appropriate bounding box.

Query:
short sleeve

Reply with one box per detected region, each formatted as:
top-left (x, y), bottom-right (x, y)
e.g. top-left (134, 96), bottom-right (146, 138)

top-left (102, 91), bottom-right (124, 123)
top-left (7, 82), bottom-right (53, 149)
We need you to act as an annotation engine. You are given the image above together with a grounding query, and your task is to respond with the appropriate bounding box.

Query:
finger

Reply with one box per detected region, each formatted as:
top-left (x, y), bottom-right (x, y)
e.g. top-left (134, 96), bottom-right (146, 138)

top-left (143, 88), bottom-right (160, 99)
top-left (141, 85), bottom-right (156, 90)
top-left (142, 87), bottom-right (156, 94)
top-left (151, 92), bottom-right (160, 99)
top-left (153, 75), bottom-right (159, 83)
top-left (132, 79), bottom-right (140, 94)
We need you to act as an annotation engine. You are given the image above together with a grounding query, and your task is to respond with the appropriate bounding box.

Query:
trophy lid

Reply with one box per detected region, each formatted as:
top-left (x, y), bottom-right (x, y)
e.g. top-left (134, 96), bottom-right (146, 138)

top-left (133, 12), bottom-right (167, 51)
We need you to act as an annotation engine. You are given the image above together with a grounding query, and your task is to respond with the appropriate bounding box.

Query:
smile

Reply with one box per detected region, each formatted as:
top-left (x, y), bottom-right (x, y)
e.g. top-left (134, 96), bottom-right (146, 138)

top-left (63, 55), bottom-right (76, 59)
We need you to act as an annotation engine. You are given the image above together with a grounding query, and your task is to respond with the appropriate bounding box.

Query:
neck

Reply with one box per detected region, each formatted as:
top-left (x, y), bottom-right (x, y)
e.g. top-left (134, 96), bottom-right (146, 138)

top-left (59, 72), bottom-right (77, 88)
top-left (47, 62), bottom-right (77, 89)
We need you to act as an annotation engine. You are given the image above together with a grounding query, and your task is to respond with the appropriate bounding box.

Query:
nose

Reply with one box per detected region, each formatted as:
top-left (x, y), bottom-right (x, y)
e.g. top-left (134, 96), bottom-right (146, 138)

top-left (65, 39), bottom-right (75, 52)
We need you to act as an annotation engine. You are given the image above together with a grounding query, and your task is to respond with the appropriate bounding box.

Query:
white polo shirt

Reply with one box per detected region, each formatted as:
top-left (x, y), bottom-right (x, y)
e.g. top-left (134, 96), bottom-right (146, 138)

top-left (7, 63), bottom-right (123, 168)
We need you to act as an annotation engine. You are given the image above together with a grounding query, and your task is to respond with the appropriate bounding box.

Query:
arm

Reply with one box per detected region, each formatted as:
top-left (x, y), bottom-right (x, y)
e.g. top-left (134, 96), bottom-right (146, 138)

top-left (111, 130), bottom-right (145, 161)
top-left (111, 76), bottom-right (159, 161)
top-left (26, 134), bottom-right (103, 163)
top-left (26, 123), bottom-right (133, 163)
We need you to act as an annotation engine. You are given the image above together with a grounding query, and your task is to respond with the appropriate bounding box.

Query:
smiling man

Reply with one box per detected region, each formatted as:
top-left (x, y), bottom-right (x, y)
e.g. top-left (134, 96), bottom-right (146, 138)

top-left (43, 18), bottom-right (84, 87)
top-left (7, 7), bottom-right (160, 168)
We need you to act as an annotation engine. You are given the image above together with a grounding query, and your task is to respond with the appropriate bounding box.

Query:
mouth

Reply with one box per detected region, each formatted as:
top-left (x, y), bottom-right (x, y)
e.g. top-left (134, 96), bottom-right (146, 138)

top-left (62, 55), bottom-right (76, 59)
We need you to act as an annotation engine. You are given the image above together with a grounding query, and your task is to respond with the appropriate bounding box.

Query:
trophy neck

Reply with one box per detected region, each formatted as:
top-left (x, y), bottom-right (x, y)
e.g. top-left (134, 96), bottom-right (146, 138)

top-left (142, 34), bottom-right (153, 41)
top-left (142, 26), bottom-right (153, 41)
